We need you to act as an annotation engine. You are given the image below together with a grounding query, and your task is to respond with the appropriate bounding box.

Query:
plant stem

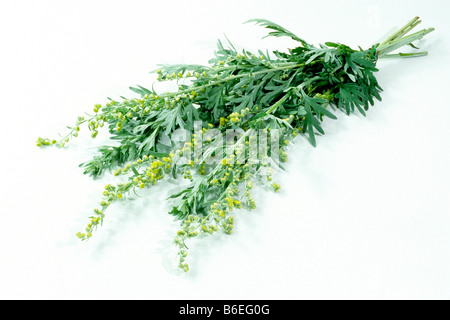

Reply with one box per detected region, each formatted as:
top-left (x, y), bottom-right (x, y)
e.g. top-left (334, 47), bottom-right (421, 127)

top-left (158, 63), bottom-right (305, 99)
top-left (379, 16), bottom-right (420, 46)
top-left (381, 51), bottom-right (429, 58)
top-left (377, 17), bottom-right (434, 59)
top-left (266, 94), bottom-right (288, 115)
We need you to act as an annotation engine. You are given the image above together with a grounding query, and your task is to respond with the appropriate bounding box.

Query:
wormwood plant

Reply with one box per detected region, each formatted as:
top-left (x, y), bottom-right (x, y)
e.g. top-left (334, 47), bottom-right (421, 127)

top-left (37, 17), bottom-right (434, 272)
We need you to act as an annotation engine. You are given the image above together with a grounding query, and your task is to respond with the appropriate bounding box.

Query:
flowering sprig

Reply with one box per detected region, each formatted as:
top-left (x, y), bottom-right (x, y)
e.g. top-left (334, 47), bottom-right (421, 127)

top-left (37, 17), bottom-right (434, 271)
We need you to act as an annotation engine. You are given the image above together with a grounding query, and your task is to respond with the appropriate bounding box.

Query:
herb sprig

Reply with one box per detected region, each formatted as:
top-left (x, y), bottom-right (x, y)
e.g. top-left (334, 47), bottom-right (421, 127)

top-left (37, 17), bottom-right (434, 272)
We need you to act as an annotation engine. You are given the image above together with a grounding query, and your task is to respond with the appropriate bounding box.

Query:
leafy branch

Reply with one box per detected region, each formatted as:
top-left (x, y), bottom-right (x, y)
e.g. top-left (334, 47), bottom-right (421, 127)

top-left (37, 17), bottom-right (434, 272)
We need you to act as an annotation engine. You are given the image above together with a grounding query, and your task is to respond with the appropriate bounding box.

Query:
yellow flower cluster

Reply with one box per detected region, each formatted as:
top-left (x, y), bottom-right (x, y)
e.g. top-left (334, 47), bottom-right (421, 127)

top-left (173, 214), bottom-right (205, 272)
top-left (243, 180), bottom-right (256, 209)
top-left (113, 154), bottom-right (158, 176)
top-left (171, 142), bottom-right (286, 272)
top-left (87, 107), bottom-right (106, 137)
top-left (231, 108), bottom-right (251, 124)
top-left (136, 157), bottom-right (172, 188)
top-left (112, 110), bottom-right (133, 132)
top-left (36, 115), bottom-right (88, 147)
top-left (76, 209), bottom-right (104, 240)
top-left (78, 154), bottom-right (174, 241)
top-left (156, 68), bottom-right (209, 82)
top-left (280, 149), bottom-right (288, 162)
top-left (272, 182), bottom-right (281, 192)
top-left (315, 89), bottom-right (334, 101)
top-left (36, 137), bottom-right (56, 147)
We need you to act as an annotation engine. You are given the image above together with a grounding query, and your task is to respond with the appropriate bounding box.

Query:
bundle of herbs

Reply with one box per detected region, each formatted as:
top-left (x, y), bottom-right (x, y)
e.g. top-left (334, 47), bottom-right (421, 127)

top-left (37, 17), bottom-right (434, 272)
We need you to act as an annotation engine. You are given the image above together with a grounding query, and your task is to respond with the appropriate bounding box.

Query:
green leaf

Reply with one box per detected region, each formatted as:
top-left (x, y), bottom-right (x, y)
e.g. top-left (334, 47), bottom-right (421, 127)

top-left (350, 52), bottom-right (376, 68)
top-left (131, 164), bottom-right (140, 176)
top-left (167, 188), bottom-right (191, 200)
top-left (313, 104), bottom-right (338, 120)
top-left (325, 42), bottom-right (340, 48)
top-left (129, 85), bottom-right (152, 97)
top-left (298, 106), bottom-right (307, 116)
top-left (245, 18), bottom-right (310, 47)
top-left (307, 122), bottom-right (316, 147)
top-left (139, 127), bottom-right (159, 152)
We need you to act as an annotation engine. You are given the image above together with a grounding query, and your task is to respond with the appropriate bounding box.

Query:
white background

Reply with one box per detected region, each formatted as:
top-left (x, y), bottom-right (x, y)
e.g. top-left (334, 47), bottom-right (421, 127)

top-left (0, 0), bottom-right (449, 299)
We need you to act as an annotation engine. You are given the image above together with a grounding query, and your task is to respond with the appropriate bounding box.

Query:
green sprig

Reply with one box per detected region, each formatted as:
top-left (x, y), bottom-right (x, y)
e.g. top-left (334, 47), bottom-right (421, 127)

top-left (37, 17), bottom-right (434, 272)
